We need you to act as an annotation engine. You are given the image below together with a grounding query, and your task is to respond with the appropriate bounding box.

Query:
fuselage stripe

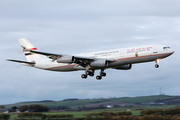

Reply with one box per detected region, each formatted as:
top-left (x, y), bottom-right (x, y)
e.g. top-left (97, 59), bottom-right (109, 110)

top-left (45, 64), bottom-right (76, 70)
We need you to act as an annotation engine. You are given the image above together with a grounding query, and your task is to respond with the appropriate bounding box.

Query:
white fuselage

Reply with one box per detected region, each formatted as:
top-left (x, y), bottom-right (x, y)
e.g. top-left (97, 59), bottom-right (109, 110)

top-left (32, 45), bottom-right (174, 71)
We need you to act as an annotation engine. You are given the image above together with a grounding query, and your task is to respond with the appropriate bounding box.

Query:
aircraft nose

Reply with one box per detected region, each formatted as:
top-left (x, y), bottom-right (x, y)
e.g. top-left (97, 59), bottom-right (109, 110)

top-left (171, 49), bottom-right (175, 54)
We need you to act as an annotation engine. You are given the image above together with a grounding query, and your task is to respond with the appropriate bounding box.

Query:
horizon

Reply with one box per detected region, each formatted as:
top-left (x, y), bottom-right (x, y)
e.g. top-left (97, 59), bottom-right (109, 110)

top-left (3, 94), bottom-right (179, 106)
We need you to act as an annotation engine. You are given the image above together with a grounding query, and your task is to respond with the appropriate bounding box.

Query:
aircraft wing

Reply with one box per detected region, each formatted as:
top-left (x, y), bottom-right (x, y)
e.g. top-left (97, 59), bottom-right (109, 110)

top-left (7, 59), bottom-right (35, 65)
top-left (30, 50), bottom-right (63, 61)
top-left (30, 50), bottom-right (63, 57)
top-left (30, 50), bottom-right (115, 67)
top-left (74, 56), bottom-right (115, 67)
top-left (30, 50), bottom-right (115, 61)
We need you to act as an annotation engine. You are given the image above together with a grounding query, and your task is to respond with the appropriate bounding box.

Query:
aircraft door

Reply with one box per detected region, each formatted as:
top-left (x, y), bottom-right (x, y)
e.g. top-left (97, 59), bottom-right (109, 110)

top-left (153, 46), bottom-right (158, 54)
top-left (120, 50), bottom-right (124, 57)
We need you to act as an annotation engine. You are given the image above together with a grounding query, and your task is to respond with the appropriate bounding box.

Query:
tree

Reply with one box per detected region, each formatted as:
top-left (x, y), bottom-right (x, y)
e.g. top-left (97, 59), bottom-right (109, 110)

top-left (9, 106), bottom-right (17, 112)
top-left (0, 114), bottom-right (10, 120)
top-left (0, 106), bottom-right (5, 113)
top-left (19, 104), bottom-right (49, 112)
top-left (0, 106), bottom-right (5, 109)
top-left (53, 106), bottom-right (70, 110)
top-left (19, 105), bottom-right (28, 112)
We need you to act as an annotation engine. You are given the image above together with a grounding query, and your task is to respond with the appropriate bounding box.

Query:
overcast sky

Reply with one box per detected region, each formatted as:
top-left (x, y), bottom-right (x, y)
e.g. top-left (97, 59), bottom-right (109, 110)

top-left (0, 0), bottom-right (180, 105)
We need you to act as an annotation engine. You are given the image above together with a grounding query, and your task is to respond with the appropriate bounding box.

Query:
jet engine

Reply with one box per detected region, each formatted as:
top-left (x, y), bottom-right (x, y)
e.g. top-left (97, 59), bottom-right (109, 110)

top-left (115, 64), bottom-right (132, 70)
top-left (90, 60), bottom-right (108, 68)
top-left (57, 56), bottom-right (75, 63)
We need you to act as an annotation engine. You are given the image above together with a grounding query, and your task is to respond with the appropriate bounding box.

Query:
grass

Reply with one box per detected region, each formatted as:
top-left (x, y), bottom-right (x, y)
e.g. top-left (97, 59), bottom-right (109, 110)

top-left (9, 111), bottom-right (139, 120)
top-left (7, 105), bottom-right (179, 120)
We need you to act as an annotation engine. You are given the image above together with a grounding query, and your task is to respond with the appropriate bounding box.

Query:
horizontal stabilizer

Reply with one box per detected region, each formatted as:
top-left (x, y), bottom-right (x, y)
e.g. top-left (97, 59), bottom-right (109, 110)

top-left (7, 59), bottom-right (35, 65)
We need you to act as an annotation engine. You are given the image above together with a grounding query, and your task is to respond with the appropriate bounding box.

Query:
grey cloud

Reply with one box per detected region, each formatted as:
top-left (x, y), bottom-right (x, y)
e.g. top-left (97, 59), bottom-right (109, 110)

top-left (1, 0), bottom-right (180, 20)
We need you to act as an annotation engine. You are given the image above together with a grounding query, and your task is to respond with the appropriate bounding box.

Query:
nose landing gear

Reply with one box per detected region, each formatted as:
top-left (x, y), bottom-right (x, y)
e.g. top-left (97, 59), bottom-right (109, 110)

top-left (155, 59), bottom-right (160, 68)
top-left (155, 64), bottom-right (159, 68)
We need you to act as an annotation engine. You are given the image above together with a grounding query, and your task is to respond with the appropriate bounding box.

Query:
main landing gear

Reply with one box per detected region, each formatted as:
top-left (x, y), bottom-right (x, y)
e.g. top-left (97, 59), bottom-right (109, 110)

top-left (81, 69), bottom-right (106, 80)
top-left (155, 59), bottom-right (160, 68)
top-left (96, 70), bottom-right (106, 80)
top-left (81, 70), bottom-right (94, 79)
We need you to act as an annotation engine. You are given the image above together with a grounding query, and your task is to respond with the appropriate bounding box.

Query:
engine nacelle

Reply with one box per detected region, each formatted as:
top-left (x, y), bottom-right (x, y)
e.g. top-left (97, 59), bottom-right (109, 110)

top-left (90, 60), bottom-right (108, 68)
top-left (57, 56), bottom-right (75, 63)
top-left (115, 64), bottom-right (132, 70)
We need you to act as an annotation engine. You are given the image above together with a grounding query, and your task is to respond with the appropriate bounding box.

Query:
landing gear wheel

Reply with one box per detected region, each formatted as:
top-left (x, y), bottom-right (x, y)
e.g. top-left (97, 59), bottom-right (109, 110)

top-left (81, 74), bottom-right (87, 79)
top-left (96, 75), bottom-right (102, 80)
top-left (100, 72), bottom-right (106, 77)
top-left (155, 64), bottom-right (159, 68)
top-left (89, 72), bottom-right (94, 77)
top-left (86, 71), bottom-right (90, 75)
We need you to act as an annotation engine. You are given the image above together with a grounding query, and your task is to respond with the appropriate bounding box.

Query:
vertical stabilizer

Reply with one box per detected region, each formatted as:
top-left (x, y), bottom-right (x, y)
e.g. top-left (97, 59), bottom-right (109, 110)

top-left (18, 38), bottom-right (44, 62)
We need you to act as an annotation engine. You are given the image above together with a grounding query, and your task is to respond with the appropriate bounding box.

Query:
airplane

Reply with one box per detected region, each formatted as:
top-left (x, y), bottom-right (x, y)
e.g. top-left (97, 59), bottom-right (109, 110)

top-left (7, 38), bottom-right (174, 80)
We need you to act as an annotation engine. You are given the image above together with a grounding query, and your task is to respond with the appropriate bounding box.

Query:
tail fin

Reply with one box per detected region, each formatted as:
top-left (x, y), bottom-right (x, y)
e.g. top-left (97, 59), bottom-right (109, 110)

top-left (18, 38), bottom-right (44, 62)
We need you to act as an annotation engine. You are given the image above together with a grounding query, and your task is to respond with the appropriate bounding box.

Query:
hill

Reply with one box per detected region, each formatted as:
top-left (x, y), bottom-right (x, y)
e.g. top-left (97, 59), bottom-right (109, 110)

top-left (3, 95), bottom-right (180, 110)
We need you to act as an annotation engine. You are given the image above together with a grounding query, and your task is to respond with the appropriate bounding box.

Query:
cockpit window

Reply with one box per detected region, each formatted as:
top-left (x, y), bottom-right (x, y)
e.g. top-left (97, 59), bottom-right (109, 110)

top-left (163, 47), bottom-right (170, 49)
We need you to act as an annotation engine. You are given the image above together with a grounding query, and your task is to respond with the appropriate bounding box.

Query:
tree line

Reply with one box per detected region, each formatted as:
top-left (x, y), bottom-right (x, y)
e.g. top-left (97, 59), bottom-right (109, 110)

top-left (141, 107), bottom-right (180, 116)
top-left (17, 112), bottom-right (73, 120)
top-left (1, 111), bottom-right (180, 120)
top-left (18, 104), bottom-right (49, 112)
top-left (84, 114), bottom-right (180, 120)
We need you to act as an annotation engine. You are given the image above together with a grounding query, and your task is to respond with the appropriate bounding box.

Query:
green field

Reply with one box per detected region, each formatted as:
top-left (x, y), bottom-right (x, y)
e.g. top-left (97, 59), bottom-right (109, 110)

top-left (7, 105), bottom-right (179, 120)
top-left (9, 110), bottom-right (140, 120)
top-left (2, 95), bottom-right (180, 120)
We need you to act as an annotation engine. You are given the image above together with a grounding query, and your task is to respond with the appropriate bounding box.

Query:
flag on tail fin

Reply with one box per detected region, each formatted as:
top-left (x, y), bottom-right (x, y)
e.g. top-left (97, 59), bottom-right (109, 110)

top-left (18, 38), bottom-right (44, 61)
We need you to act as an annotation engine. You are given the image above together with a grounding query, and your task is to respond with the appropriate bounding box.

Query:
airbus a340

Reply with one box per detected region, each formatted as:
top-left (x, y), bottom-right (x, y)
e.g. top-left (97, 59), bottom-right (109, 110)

top-left (7, 38), bottom-right (174, 80)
